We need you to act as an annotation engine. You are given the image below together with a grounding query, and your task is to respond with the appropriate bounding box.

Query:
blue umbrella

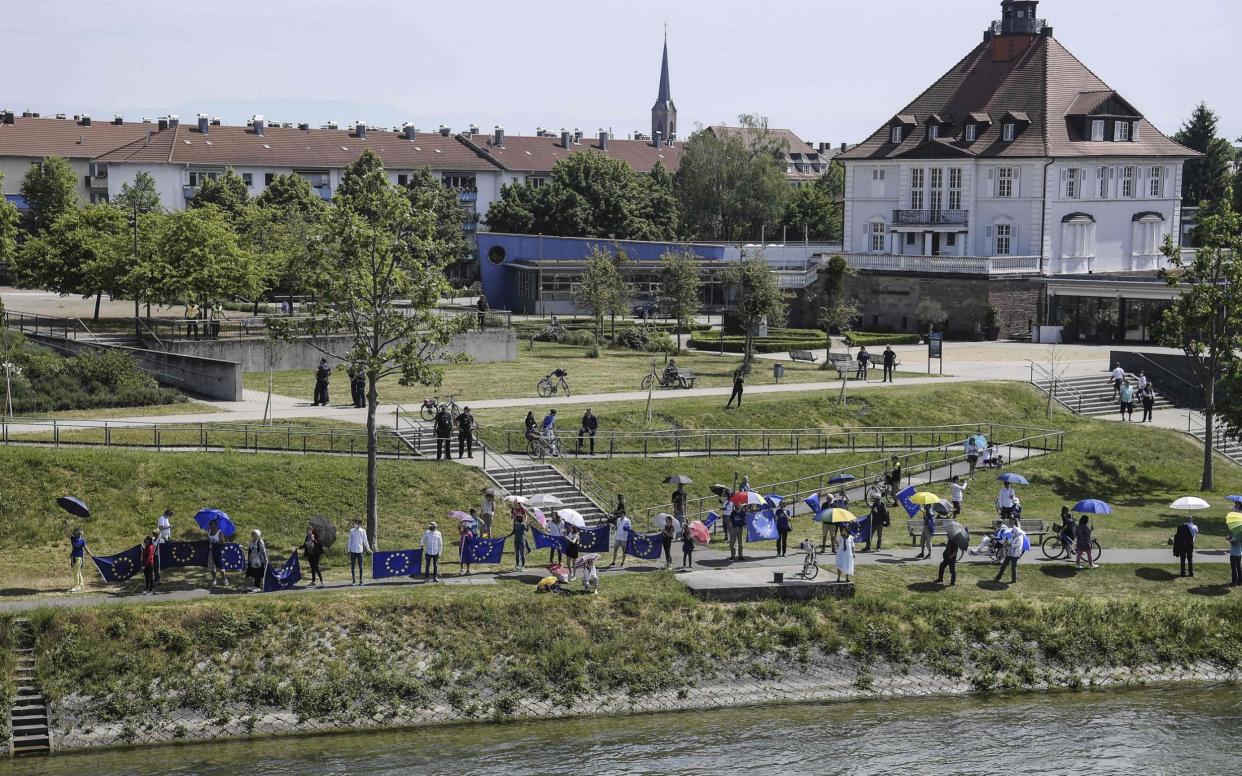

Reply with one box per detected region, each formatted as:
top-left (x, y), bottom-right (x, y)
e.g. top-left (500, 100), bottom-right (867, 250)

top-left (194, 508), bottom-right (237, 536)
top-left (56, 496), bottom-right (91, 519)
top-left (828, 475), bottom-right (856, 485)
top-left (1227, 496), bottom-right (1242, 506)
top-left (996, 473), bottom-right (1030, 485)
top-left (1072, 499), bottom-right (1112, 515)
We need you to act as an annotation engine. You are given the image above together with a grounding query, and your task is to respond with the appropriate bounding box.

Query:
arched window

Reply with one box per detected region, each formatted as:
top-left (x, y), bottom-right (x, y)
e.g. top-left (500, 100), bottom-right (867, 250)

top-left (1060, 213), bottom-right (1096, 259)
top-left (1132, 212), bottom-right (1165, 257)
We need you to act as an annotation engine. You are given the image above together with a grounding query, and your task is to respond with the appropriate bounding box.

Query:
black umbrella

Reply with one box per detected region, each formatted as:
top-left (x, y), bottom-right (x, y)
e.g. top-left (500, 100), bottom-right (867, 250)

top-left (946, 522), bottom-right (971, 552)
top-left (931, 500), bottom-right (953, 516)
top-left (709, 484), bottom-right (731, 497)
top-left (57, 496), bottom-right (91, 519)
top-left (310, 516), bottom-right (337, 549)
top-left (664, 475), bottom-right (694, 485)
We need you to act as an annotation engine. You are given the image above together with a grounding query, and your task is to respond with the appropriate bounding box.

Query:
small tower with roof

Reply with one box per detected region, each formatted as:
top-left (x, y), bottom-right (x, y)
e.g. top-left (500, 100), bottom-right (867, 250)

top-left (651, 31), bottom-right (677, 146)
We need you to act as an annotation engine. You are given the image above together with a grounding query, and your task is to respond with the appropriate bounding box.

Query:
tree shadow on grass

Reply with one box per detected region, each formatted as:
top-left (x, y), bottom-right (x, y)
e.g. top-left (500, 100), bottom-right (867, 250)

top-left (1136, 567), bottom-right (1178, 582)
top-left (1044, 453), bottom-right (1168, 508)
top-left (0, 588), bottom-right (40, 597)
top-left (976, 580), bottom-right (1009, 591)
top-left (907, 581), bottom-right (946, 593)
top-left (1039, 565), bottom-right (1078, 579)
top-left (1188, 585), bottom-right (1230, 597)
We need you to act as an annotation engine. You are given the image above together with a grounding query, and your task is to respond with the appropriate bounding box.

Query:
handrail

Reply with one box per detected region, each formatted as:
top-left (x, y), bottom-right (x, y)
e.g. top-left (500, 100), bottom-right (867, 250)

top-left (1127, 352), bottom-right (1199, 391)
top-left (477, 436), bottom-right (540, 497)
top-left (1027, 360), bottom-right (1084, 414)
top-left (135, 316), bottom-right (165, 349)
top-left (568, 464), bottom-right (615, 513)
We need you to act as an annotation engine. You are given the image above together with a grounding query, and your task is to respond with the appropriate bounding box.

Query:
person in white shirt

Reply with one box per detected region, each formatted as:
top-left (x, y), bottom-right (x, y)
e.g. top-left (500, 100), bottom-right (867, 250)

top-left (1110, 363), bottom-right (1126, 398)
top-left (1137, 371), bottom-right (1149, 391)
top-left (993, 518), bottom-right (1026, 584)
top-left (581, 554), bottom-right (599, 594)
top-left (611, 513), bottom-right (631, 568)
top-left (949, 476), bottom-right (967, 517)
top-left (347, 519), bottom-right (372, 586)
top-left (420, 522), bottom-right (443, 582)
top-left (156, 509), bottom-right (173, 542)
top-left (998, 485), bottom-right (1017, 520)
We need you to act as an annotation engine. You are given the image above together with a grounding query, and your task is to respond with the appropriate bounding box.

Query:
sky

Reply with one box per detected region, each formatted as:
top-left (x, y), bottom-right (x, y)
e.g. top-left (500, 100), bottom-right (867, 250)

top-left (4, 0), bottom-right (1239, 145)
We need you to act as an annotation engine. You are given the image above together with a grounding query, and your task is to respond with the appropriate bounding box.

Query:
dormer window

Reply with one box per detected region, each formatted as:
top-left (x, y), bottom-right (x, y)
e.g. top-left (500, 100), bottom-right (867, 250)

top-left (964, 124), bottom-right (977, 142)
top-left (1115, 121), bottom-right (1131, 142)
top-left (929, 125), bottom-right (939, 140)
top-left (1002, 123), bottom-right (1015, 142)
top-left (1091, 120), bottom-right (1105, 142)
top-left (891, 126), bottom-right (903, 144)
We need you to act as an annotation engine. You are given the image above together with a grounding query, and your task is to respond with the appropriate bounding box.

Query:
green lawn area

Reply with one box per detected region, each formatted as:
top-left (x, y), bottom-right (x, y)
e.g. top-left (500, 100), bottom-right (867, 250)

top-left (244, 342), bottom-right (920, 405)
top-left (38, 402), bottom-right (225, 420)
top-left (0, 446), bottom-right (489, 594)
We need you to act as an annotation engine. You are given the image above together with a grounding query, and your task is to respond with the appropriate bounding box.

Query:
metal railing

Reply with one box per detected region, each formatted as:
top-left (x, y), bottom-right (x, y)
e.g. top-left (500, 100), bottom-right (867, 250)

top-left (893, 209), bottom-right (969, 226)
top-left (640, 428), bottom-right (1066, 525)
top-left (568, 464), bottom-right (615, 514)
top-left (492, 423), bottom-right (1055, 459)
top-left (837, 253), bottom-right (1041, 276)
top-left (4, 310), bottom-right (102, 342)
top-left (1026, 361), bottom-right (1085, 414)
top-left (0, 418), bottom-right (411, 458)
top-left (991, 18), bottom-right (1046, 36)
top-left (1186, 411), bottom-right (1240, 464)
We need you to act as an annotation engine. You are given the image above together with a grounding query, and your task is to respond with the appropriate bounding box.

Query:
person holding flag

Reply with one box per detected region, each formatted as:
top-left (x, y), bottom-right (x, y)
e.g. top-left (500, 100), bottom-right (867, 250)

top-left (510, 507), bottom-right (530, 571)
top-left (610, 505), bottom-right (631, 568)
top-left (140, 534), bottom-right (158, 595)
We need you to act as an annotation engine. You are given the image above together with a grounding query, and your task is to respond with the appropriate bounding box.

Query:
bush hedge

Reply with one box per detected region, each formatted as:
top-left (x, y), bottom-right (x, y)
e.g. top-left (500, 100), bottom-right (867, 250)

top-left (844, 332), bottom-right (922, 347)
top-left (686, 336), bottom-right (824, 354)
top-left (4, 346), bottom-right (186, 414)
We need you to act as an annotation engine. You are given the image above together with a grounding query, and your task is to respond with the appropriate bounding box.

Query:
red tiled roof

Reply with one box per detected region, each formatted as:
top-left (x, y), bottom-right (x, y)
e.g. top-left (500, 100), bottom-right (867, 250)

top-left (96, 123), bottom-right (502, 171)
top-left (0, 116), bottom-right (152, 160)
top-left (839, 35), bottom-right (1195, 161)
top-left (462, 133), bottom-right (680, 174)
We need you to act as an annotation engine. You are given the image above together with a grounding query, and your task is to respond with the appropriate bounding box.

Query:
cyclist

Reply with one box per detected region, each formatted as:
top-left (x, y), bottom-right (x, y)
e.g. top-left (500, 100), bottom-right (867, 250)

top-left (542, 409), bottom-right (558, 454)
top-left (663, 359), bottom-right (679, 387)
top-left (1057, 506), bottom-right (1076, 555)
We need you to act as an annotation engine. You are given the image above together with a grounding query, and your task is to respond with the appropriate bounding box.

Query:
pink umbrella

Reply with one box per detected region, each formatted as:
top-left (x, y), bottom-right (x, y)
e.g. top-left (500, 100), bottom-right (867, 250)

top-left (574, 554), bottom-right (600, 569)
top-left (531, 508), bottom-right (548, 528)
top-left (446, 511), bottom-right (474, 524)
top-left (688, 520), bottom-right (710, 546)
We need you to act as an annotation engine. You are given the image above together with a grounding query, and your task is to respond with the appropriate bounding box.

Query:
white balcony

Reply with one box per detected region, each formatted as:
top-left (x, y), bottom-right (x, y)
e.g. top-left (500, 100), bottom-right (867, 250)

top-left (840, 253), bottom-right (1041, 276)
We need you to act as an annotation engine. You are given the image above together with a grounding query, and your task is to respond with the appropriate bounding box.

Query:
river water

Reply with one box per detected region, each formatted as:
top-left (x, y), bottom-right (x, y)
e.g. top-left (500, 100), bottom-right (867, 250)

top-left (6, 686), bottom-right (1240, 775)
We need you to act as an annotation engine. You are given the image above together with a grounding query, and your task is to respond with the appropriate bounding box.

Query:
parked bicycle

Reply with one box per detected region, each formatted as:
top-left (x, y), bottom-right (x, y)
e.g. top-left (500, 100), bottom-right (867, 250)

top-left (537, 369), bottom-right (571, 398)
top-left (419, 394), bottom-right (462, 421)
top-left (525, 429), bottom-right (561, 461)
top-left (798, 540), bottom-right (820, 580)
top-left (864, 479), bottom-right (897, 506)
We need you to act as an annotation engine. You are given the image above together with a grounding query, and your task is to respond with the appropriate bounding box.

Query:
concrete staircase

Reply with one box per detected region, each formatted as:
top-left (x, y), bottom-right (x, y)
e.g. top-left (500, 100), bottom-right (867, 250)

top-left (1031, 372), bottom-right (1175, 416)
top-left (8, 619), bottom-right (50, 757)
top-left (483, 463), bottom-right (607, 524)
top-left (1188, 417), bottom-right (1242, 468)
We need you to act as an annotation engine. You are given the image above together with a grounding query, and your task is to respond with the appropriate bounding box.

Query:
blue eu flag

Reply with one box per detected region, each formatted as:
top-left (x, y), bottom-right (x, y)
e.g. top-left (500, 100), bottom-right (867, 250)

top-left (747, 509), bottom-right (778, 542)
top-left (703, 511), bottom-right (719, 530)
top-left (462, 537), bottom-right (506, 565)
top-left (93, 545), bottom-right (144, 582)
top-left (219, 543), bottom-right (247, 572)
top-left (896, 486), bottom-right (920, 518)
top-left (158, 541), bottom-right (209, 569)
top-left (579, 525), bottom-right (610, 553)
top-left (625, 532), bottom-right (663, 560)
top-left (805, 493), bottom-right (822, 513)
top-left (530, 526), bottom-right (567, 553)
top-left (263, 551), bottom-right (302, 592)
top-left (372, 549), bottom-right (423, 579)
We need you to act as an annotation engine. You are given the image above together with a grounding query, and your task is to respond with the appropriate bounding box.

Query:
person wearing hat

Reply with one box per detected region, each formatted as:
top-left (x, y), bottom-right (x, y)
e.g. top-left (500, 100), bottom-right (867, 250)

top-left (347, 518), bottom-right (372, 585)
top-left (246, 529), bottom-right (268, 593)
top-left (313, 358), bottom-right (332, 406)
top-left (457, 406), bottom-right (476, 459)
top-left (421, 521), bottom-right (443, 582)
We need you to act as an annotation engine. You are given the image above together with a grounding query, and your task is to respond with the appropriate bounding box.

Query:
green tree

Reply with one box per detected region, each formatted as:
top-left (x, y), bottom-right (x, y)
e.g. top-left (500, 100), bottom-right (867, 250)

top-left (1174, 103), bottom-right (1233, 210)
top-left (675, 115), bottom-right (790, 241)
top-left (723, 258), bottom-right (786, 363)
top-left (573, 247), bottom-right (632, 340)
top-left (1155, 205), bottom-right (1242, 491)
top-left (656, 249), bottom-right (703, 351)
top-left (803, 255), bottom-right (859, 356)
top-left (0, 171), bottom-right (18, 269)
top-left (404, 168), bottom-right (472, 274)
top-left (139, 207), bottom-right (263, 306)
top-left (189, 168), bottom-right (250, 221)
top-left (781, 185), bottom-right (840, 242)
top-left (484, 182), bottom-right (539, 235)
top-left (250, 174), bottom-right (329, 311)
top-left (289, 149), bottom-right (469, 545)
top-left (11, 205), bottom-right (129, 319)
top-left (914, 299), bottom-right (948, 337)
top-left (19, 156), bottom-right (78, 235)
top-left (113, 171), bottom-right (162, 214)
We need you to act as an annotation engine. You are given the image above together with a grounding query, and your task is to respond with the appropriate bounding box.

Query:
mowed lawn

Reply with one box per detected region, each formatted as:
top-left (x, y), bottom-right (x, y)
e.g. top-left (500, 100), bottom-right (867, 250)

top-left (0, 446), bottom-right (490, 594)
top-left (244, 342), bottom-right (916, 405)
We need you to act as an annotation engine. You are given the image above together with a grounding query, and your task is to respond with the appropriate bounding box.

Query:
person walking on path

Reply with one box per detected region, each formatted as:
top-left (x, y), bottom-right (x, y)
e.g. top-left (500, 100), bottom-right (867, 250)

top-left (1119, 380), bottom-right (1135, 421)
top-left (671, 483), bottom-right (688, 522)
top-left (1173, 515), bottom-right (1198, 578)
top-left (965, 438), bottom-right (980, 478)
top-left (347, 519), bottom-right (372, 586)
top-left (313, 358), bottom-right (332, 406)
top-left (610, 500), bottom-right (631, 568)
top-left (993, 519), bottom-right (1026, 584)
top-left (476, 295), bottom-right (489, 330)
top-left (421, 522), bottom-right (443, 582)
top-left (68, 527), bottom-right (93, 592)
top-left (457, 406), bottom-right (476, 459)
top-left (205, 519), bottom-right (228, 588)
top-left (303, 525), bottom-right (325, 587)
top-left (1140, 382), bottom-right (1156, 423)
top-left (141, 535), bottom-right (158, 595)
top-left (935, 541), bottom-right (959, 586)
top-left (836, 526), bottom-right (855, 583)
top-left (246, 529), bottom-right (268, 592)
top-left (1230, 532), bottom-right (1242, 588)
top-left (915, 504), bottom-right (936, 559)
top-left (1138, 371), bottom-right (1149, 391)
top-left (578, 408), bottom-right (598, 455)
top-left (865, 498), bottom-right (889, 552)
top-left (660, 517), bottom-right (675, 570)
top-left (855, 347), bottom-right (871, 381)
top-left (434, 405), bottom-right (454, 461)
top-left (1109, 363), bottom-right (1125, 399)
top-left (775, 504), bottom-right (792, 557)
top-left (681, 521), bottom-right (696, 569)
top-left (1075, 515), bottom-right (1098, 569)
top-left (725, 366), bottom-right (746, 408)
top-left (949, 476), bottom-right (967, 517)
top-left (882, 346), bottom-right (897, 383)
top-left (480, 491), bottom-right (496, 539)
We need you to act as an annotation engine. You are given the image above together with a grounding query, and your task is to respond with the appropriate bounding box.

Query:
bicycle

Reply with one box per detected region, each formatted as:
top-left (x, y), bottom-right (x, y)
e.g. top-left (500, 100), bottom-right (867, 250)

top-left (865, 479), bottom-right (897, 506)
top-left (526, 430), bottom-right (561, 461)
top-left (1041, 533), bottom-right (1103, 563)
top-left (419, 394), bottom-right (462, 421)
top-left (537, 369), bottom-right (571, 398)
top-left (797, 540), bottom-right (819, 580)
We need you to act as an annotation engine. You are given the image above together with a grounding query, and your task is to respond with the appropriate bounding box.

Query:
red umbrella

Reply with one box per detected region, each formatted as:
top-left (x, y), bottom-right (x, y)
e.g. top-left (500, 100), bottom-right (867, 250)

top-left (729, 491), bottom-right (764, 507)
top-left (688, 520), bottom-right (711, 546)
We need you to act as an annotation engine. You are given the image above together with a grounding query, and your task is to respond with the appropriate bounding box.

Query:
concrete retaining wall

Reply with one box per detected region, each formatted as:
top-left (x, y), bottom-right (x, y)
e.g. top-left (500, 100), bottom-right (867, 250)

top-left (144, 329), bottom-right (517, 373)
top-left (25, 335), bottom-right (243, 401)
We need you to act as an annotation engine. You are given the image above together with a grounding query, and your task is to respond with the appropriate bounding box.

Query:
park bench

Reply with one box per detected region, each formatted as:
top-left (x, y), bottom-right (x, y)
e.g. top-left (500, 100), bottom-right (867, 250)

top-left (826, 352), bottom-right (854, 378)
top-left (905, 517), bottom-right (960, 543)
top-left (788, 349), bottom-right (819, 364)
top-left (988, 518), bottom-right (1048, 543)
top-left (674, 368), bottom-right (696, 389)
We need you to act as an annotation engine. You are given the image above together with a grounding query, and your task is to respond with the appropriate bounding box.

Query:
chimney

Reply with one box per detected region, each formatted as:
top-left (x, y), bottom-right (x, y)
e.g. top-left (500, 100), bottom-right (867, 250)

top-left (197, 114), bottom-right (210, 134)
top-left (598, 129), bottom-right (609, 151)
top-left (493, 125), bottom-right (505, 147)
top-left (402, 123), bottom-right (416, 140)
top-left (158, 117), bottom-right (169, 131)
top-left (79, 114), bottom-right (91, 127)
top-left (535, 126), bottom-right (544, 137)
top-left (144, 128), bottom-right (152, 146)
top-left (168, 114), bottom-right (180, 127)
top-left (438, 124), bottom-right (451, 137)
top-left (252, 114), bottom-right (265, 136)
top-left (560, 129), bottom-right (572, 149)
top-left (653, 130), bottom-right (663, 148)
top-left (112, 114), bottom-right (123, 125)
top-left (355, 121), bottom-right (366, 138)
top-left (469, 123), bottom-right (479, 135)
top-left (840, 142), bottom-right (847, 152)
top-left (2, 111), bottom-right (14, 125)
top-left (573, 128), bottom-right (583, 144)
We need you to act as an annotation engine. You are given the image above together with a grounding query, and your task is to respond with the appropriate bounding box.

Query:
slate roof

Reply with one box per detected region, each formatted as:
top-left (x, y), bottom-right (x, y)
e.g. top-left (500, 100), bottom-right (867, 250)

top-left (839, 35), bottom-right (1194, 161)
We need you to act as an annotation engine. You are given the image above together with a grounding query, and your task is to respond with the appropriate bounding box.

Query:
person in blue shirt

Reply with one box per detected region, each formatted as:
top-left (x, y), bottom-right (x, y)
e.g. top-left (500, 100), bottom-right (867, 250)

top-left (1118, 381), bottom-right (1136, 421)
top-left (541, 409), bottom-right (558, 454)
top-left (68, 527), bottom-right (94, 592)
top-left (1229, 533), bottom-right (1242, 588)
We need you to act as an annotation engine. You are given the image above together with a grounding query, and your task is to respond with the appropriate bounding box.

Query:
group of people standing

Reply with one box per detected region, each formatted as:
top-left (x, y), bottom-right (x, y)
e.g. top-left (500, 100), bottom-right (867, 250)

top-left (853, 345), bottom-right (899, 382)
top-left (1110, 364), bottom-right (1157, 423)
top-left (311, 358), bottom-right (368, 409)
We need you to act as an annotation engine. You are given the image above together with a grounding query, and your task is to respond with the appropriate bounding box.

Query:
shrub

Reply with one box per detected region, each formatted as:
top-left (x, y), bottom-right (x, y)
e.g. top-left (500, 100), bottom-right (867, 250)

top-left (643, 331), bottom-right (675, 354)
top-left (564, 330), bottom-right (597, 347)
top-left (613, 327), bottom-right (651, 351)
top-left (686, 336), bottom-right (824, 354)
top-left (7, 347), bottom-right (185, 414)
top-left (843, 332), bottom-right (922, 347)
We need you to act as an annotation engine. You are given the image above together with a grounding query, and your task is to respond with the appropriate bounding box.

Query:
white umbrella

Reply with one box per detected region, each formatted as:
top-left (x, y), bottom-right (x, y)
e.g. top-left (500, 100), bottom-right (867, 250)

top-left (1170, 496), bottom-right (1211, 511)
top-left (557, 509), bottom-right (587, 529)
top-left (653, 513), bottom-right (681, 534)
top-left (502, 495), bottom-right (528, 506)
top-left (528, 494), bottom-right (566, 509)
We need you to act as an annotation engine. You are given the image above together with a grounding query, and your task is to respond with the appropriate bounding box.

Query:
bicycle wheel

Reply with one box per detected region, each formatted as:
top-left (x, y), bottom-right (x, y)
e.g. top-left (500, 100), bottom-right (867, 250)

top-left (803, 559), bottom-right (819, 580)
top-left (1089, 540), bottom-right (1103, 564)
top-left (537, 379), bottom-right (553, 398)
top-left (865, 485), bottom-right (881, 503)
top-left (561, 380), bottom-right (571, 397)
top-left (527, 439), bottom-right (544, 461)
top-left (419, 405), bottom-right (435, 421)
top-left (640, 374), bottom-right (653, 391)
top-left (1041, 534), bottom-right (1064, 560)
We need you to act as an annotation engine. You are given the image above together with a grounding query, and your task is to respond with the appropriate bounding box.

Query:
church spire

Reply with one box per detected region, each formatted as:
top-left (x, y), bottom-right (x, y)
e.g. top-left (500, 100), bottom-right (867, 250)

top-left (657, 29), bottom-right (672, 104)
top-left (651, 28), bottom-right (677, 146)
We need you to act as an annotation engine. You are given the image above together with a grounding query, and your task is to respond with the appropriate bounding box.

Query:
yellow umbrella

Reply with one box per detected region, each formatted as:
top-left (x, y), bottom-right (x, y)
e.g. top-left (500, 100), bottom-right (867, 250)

top-left (830, 508), bottom-right (858, 524)
top-left (1227, 512), bottom-right (1242, 535)
top-left (910, 492), bottom-right (941, 506)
